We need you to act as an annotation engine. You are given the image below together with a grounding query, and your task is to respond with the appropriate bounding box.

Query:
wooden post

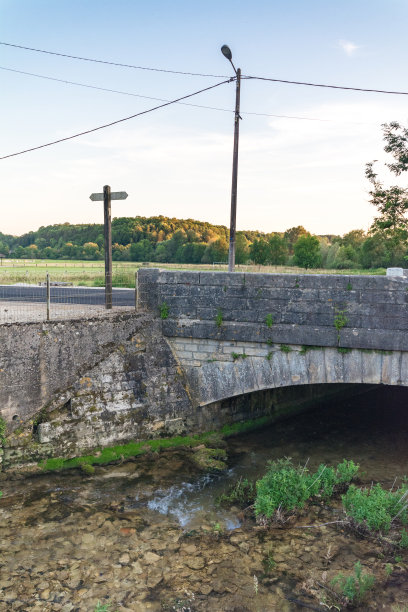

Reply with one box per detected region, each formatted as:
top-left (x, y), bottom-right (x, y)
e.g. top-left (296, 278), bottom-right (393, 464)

top-left (103, 185), bottom-right (112, 309)
top-left (46, 273), bottom-right (50, 321)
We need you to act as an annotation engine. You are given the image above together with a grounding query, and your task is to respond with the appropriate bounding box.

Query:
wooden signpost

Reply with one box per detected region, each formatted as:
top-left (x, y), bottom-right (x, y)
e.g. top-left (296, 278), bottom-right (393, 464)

top-left (90, 185), bottom-right (128, 309)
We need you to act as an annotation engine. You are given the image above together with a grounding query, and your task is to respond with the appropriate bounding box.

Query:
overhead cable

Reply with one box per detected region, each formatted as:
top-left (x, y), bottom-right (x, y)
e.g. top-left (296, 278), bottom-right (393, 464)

top-left (0, 41), bottom-right (228, 78)
top-left (0, 79), bottom-right (232, 160)
top-left (2, 41), bottom-right (408, 95)
top-left (0, 65), bottom-right (372, 124)
top-left (243, 75), bottom-right (408, 96)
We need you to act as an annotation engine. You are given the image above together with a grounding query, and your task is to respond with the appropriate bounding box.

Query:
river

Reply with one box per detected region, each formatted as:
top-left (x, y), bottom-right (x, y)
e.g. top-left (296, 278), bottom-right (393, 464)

top-left (1, 384), bottom-right (408, 611)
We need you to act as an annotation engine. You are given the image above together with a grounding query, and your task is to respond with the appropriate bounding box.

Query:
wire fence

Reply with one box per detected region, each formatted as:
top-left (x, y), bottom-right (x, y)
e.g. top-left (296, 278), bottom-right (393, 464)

top-left (0, 272), bottom-right (137, 324)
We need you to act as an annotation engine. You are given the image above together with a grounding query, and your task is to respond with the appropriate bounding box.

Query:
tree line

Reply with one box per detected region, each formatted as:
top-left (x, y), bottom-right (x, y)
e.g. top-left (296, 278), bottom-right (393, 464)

top-left (1, 122), bottom-right (408, 270)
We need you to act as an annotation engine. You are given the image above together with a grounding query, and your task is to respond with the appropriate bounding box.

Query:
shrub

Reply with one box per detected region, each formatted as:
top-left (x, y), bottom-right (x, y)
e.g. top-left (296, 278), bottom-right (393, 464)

top-left (217, 477), bottom-right (256, 507)
top-left (331, 561), bottom-right (375, 605)
top-left (343, 482), bottom-right (408, 533)
top-left (255, 458), bottom-right (359, 518)
top-left (159, 301), bottom-right (169, 319)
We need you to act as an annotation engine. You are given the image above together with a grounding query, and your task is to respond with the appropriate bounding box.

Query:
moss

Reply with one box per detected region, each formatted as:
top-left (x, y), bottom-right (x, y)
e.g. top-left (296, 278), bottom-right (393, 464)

top-left (0, 417), bottom-right (6, 446)
top-left (39, 414), bottom-right (277, 472)
top-left (192, 447), bottom-right (227, 471)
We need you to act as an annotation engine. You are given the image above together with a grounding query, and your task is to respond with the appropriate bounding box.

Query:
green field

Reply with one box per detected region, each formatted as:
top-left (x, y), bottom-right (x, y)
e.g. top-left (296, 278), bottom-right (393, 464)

top-left (0, 259), bottom-right (387, 288)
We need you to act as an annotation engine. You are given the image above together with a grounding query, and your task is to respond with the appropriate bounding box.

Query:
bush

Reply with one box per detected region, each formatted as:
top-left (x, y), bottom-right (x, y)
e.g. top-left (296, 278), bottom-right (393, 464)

top-left (254, 458), bottom-right (358, 518)
top-left (331, 561), bottom-right (375, 605)
top-left (343, 482), bottom-right (408, 533)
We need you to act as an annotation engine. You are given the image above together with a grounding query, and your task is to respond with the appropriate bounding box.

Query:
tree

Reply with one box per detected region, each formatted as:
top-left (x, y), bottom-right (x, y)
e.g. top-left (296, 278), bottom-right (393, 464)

top-left (284, 226), bottom-right (308, 254)
top-left (268, 234), bottom-right (288, 265)
top-left (366, 122), bottom-right (408, 259)
top-left (249, 238), bottom-right (270, 265)
top-left (293, 234), bottom-right (321, 269)
top-left (235, 233), bottom-right (250, 264)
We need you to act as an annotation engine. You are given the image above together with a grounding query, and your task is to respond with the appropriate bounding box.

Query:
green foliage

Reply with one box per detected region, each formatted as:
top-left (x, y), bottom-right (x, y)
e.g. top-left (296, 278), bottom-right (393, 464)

top-left (331, 561), bottom-right (375, 604)
top-left (159, 302), bottom-right (169, 319)
top-left (217, 477), bottom-right (256, 507)
top-left (299, 345), bottom-right (322, 355)
top-left (334, 307), bottom-right (348, 343)
top-left (0, 417), bottom-right (6, 446)
top-left (293, 234), bottom-right (322, 268)
top-left (400, 529), bottom-right (408, 548)
top-left (159, 301), bottom-right (169, 319)
top-left (280, 344), bottom-right (292, 353)
top-left (94, 603), bottom-right (111, 612)
top-left (215, 308), bottom-right (223, 327)
top-left (266, 351), bottom-right (273, 361)
top-left (40, 415), bottom-right (276, 472)
top-left (265, 313), bottom-right (274, 328)
top-left (343, 481), bottom-right (408, 532)
top-left (337, 347), bottom-right (352, 354)
top-left (254, 458), bottom-right (358, 518)
top-left (347, 281), bottom-right (353, 290)
top-left (231, 352), bottom-right (248, 361)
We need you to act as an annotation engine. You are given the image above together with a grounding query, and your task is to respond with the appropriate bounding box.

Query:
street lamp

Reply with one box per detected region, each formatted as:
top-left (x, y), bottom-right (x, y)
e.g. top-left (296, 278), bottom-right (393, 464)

top-left (221, 44), bottom-right (241, 273)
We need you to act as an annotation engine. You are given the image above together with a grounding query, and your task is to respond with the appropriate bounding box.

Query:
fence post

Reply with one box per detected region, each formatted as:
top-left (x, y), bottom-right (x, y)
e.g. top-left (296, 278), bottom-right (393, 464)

top-left (46, 273), bottom-right (50, 321)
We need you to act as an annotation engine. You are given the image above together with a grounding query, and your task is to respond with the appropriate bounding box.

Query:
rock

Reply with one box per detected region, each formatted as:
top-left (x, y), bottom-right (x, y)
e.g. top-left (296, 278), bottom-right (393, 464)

top-left (144, 551), bottom-right (160, 564)
top-left (119, 553), bottom-right (130, 564)
top-left (200, 584), bottom-right (213, 595)
top-left (131, 561), bottom-right (143, 575)
top-left (185, 556), bottom-right (205, 570)
top-left (146, 569), bottom-right (163, 589)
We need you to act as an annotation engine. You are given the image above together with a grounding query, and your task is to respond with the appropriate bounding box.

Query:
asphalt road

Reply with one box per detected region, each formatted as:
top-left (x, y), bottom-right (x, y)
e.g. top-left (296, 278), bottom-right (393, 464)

top-left (0, 285), bottom-right (135, 307)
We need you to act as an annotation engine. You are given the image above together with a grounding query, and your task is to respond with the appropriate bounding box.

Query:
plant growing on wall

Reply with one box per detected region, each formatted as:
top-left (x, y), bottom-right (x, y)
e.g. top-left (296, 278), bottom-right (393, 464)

top-left (159, 302), bottom-right (169, 319)
top-left (215, 309), bottom-right (223, 328)
top-left (334, 307), bottom-right (348, 344)
top-left (265, 314), bottom-right (274, 328)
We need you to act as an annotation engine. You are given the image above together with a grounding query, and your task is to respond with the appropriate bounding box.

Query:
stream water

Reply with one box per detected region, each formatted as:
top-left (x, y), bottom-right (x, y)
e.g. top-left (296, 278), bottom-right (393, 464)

top-left (1, 384), bottom-right (408, 611)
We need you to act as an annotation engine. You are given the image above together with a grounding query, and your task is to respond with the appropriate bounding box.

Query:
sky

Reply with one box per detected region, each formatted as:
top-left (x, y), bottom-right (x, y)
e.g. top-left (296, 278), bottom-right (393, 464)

top-left (2, 0), bottom-right (408, 237)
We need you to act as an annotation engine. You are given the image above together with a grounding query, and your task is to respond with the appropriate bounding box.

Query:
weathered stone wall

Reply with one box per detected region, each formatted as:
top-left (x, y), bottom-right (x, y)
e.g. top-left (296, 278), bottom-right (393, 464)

top-left (0, 313), bottom-right (151, 424)
top-left (138, 269), bottom-right (408, 351)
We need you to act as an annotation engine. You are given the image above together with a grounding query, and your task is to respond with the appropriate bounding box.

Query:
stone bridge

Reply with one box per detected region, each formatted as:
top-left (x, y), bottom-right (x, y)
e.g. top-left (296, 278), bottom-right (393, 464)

top-left (1, 268), bottom-right (408, 469)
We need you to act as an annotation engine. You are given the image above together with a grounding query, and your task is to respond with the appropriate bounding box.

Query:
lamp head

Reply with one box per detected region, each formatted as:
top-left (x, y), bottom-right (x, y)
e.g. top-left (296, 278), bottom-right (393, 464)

top-left (221, 45), bottom-right (232, 61)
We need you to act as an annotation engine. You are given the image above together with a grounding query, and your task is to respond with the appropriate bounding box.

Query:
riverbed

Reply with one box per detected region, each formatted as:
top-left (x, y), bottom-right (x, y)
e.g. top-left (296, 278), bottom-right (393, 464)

top-left (1, 385), bottom-right (408, 611)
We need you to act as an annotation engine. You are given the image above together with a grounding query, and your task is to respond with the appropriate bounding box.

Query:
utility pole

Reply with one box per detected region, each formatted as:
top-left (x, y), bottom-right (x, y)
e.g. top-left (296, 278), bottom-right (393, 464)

top-left (90, 186), bottom-right (128, 309)
top-left (221, 45), bottom-right (242, 273)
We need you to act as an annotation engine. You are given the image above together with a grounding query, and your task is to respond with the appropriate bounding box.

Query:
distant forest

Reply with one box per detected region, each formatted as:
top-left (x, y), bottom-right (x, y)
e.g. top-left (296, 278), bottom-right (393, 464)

top-left (0, 214), bottom-right (404, 269)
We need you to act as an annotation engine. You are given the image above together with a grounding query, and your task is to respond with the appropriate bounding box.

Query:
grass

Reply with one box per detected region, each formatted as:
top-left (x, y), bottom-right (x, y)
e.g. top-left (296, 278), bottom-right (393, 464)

top-left (0, 259), bottom-right (387, 288)
top-left (39, 414), bottom-right (277, 472)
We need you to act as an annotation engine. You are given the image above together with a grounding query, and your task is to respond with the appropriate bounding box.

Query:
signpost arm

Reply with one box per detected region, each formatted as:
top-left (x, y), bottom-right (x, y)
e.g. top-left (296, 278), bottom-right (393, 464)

top-left (103, 185), bottom-right (112, 309)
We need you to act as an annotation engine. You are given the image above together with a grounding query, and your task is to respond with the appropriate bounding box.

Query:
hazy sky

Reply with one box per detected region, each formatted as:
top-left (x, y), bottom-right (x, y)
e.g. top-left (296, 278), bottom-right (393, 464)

top-left (2, 0), bottom-right (408, 237)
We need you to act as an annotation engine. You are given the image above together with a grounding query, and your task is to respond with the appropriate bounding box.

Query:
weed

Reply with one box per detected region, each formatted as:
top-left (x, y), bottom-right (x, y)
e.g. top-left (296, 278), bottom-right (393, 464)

top-left (266, 351), bottom-right (273, 361)
top-left (0, 417), bottom-right (6, 446)
top-left (343, 481), bottom-right (408, 533)
top-left (385, 563), bottom-right (393, 577)
top-left (94, 603), bottom-right (110, 612)
top-left (231, 352), bottom-right (248, 361)
top-left (265, 313), bottom-right (274, 328)
top-left (299, 345), bottom-right (323, 355)
top-left (295, 278), bottom-right (300, 288)
top-left (334, 307), bottom-right (348, 343)
top-left (400, 529), bottom-right (408, 548)
top-left (395, 555), bottom-right (403, 563)
top-left (159, 301), bottom-right (169, 319)
top-left (337, 347), bottom-right (352, 354)
top-left (263, 549), bottom-right (276, 572)
top-left (266, 338), bottom-right (273, 346)
top-left (217, 476), bottom-right (256, 507)
top-left (346, 281), bottom-right (353, 291)
top-left (331, 561), bottom-right (375, 605)
top-left (215, 308), bottom-right (223, 327)
top-left (280, 344), bottom-right (292, 353)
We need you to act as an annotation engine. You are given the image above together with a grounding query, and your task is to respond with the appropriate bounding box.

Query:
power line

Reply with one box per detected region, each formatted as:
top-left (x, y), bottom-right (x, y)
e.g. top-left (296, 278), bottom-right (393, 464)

top-left (0, 79), bottom-right (232, 160)
top-left (2, 40), bottom-right (408, 95)
top-left (0, 65), bottom-right (371, 124)
top-left (243, 75), bottom-right (408, 96)
top-left (0, 41), bottom-right (228, 78)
